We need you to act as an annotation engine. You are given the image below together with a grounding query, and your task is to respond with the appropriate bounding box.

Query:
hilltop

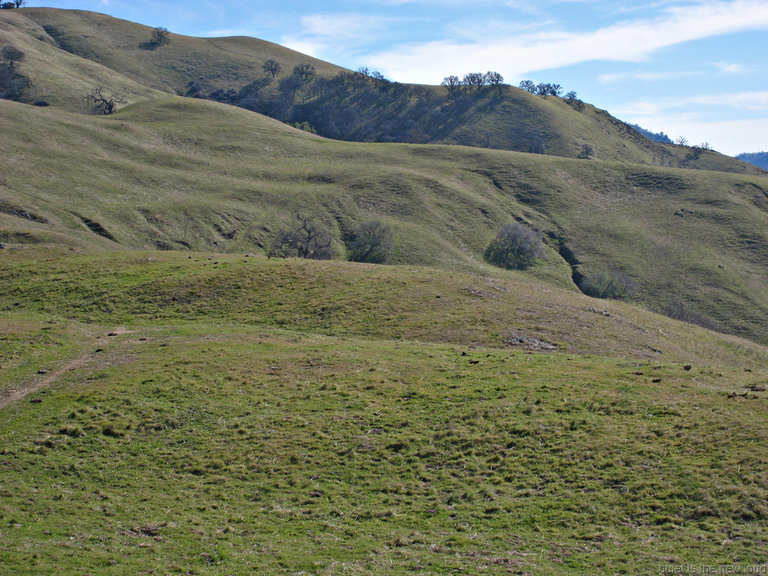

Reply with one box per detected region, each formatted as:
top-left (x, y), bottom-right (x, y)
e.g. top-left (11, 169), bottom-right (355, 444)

top-left (1, 8), bottom-right (763, 173)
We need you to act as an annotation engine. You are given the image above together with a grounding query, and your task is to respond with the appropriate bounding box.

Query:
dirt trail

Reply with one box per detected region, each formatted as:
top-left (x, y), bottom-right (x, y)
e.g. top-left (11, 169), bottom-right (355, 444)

top-left (0, 352), bottom-right (96, 409)
top-left (0, 328), bottom-right (138, 409)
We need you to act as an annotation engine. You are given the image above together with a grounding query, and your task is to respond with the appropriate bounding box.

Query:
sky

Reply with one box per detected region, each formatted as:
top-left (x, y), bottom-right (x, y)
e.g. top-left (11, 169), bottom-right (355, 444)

top-left (26, 0), bottom-right (768, 156)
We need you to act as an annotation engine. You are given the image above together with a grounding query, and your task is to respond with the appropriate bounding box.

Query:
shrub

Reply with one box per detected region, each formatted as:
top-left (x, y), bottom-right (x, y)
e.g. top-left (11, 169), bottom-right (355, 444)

top-left (483, 223), bottom-right (545, 270)
top-left (151, 27), bottom-right (170, 46)
top-left (578, 270), bottom-right (636, 300)
top-left (268, 214), bottom-right (336, 260)
top-left (348, 221), bottom-right (394, 264)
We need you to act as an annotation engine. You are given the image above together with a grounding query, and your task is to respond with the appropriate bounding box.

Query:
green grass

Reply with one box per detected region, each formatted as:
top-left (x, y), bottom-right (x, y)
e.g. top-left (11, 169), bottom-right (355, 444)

top-left (3, 8), bottom-right (768, 346)
top-left (2, 248), bottom-right (767, 367)
top-left (2, 314), bottom-right (768, 574)
top-left (2, 10), bottom-right (768, 571)
top-left (2, 249), bottom-right (767, 574)
top-left (3, 94), bottom-right (768, 344)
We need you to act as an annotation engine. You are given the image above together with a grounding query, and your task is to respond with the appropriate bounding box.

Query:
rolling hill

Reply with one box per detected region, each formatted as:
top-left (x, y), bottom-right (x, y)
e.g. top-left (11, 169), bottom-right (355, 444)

top-left (2, 248), bottom-right (768, 575)
top-left (3, 93), bottom-right (768, 344)
top-left (2, 8), bottom-right (765, 172)
top-left (2, 8), bottom-right (768, 574)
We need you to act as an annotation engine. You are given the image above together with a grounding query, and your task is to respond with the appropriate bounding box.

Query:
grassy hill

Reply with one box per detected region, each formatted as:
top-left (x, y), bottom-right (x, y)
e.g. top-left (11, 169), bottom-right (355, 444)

top-left (1, 249), bottom-right (768, 574)
top-left (3, 8), bottom-right (768, 573)
top-left (2, 7), bottom-right (764, 173)
top-left (3, 95), bottom-right (768, 344)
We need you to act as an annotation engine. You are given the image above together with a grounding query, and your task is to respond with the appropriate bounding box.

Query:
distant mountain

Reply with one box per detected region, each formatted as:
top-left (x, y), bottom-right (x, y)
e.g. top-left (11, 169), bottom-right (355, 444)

top-left (737, 152), bottom-right (768, 170)
top-left (627, 123), bottom-right (674, 144)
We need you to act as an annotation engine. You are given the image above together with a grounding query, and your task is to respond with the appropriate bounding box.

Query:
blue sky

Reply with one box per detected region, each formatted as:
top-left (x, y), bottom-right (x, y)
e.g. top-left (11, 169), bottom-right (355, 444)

top-left (27, 0), bottom-right (768, 155)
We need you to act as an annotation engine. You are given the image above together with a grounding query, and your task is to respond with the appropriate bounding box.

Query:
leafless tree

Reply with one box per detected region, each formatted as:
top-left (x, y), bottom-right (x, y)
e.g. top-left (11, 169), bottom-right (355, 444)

top-left (84, 87), bottom-right (126, 115)
top-left (268, 214), bottom-right (336, 260)
top-left (1, 45), bottom-right (25, 70)
top-left (484, 71), bottom-right (504, 86)
top-left (348, 221), bottom-right (394, 263)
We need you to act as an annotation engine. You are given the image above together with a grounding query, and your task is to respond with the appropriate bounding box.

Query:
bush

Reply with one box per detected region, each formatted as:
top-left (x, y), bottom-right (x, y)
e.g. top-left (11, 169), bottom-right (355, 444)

top-left (578, 270), bottom-right (636, 300)
top-left (483, 223), bottom-right (545, 270)
top-left (268, 214), bottom-right (336, 260)
top-left (151, 27), bottom-right (170, 46)
top-left (348, 221), bottom-right (394, 264)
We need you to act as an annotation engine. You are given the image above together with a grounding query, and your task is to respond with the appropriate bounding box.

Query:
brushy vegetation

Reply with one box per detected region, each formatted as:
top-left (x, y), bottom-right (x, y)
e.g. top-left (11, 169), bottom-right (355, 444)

top-left (347, 220), bottom-right (395, 264)
top-left (578, 270), bottom-right (637, 300)
top-left (483, 223), bottom-right (545, 270)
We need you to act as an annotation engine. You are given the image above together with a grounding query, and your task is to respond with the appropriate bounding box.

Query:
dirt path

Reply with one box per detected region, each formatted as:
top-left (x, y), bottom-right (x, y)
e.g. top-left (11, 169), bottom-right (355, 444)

top-left (0, 327), bottom-right (141, 410)
top-left (0, 351), bottom-right (98, 410)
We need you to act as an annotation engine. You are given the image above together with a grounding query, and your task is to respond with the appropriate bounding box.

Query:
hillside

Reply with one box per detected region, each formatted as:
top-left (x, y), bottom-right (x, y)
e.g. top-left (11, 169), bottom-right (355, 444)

top-left (2, 249), bottom-right (768, 574)
top-left (3, 95), bottom-right (768, 345)
top-left (1, 8), bottom-right (763, 173)
top-left (3, 8), bottom-right (768, 574)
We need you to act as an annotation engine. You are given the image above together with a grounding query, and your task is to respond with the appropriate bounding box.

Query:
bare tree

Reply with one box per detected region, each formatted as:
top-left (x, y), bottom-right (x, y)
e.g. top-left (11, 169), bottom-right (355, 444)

top-left (462, 72), bottom-right (486, 92)
top-left (268, 214), bottom-right (336, 260)
top-left (84, 87), bottom-right (126, 115)
top-left (262, 59), bottom-right (281, 78)
top-left (441, 75), bottom-right (461, 97)
top-left (518, 80), bottom-right (536, 93)
top-left (348, 221), bottom-right (394, 263)
top-left (1, 45), bottom-right (25, 71)
top-left (484, 71), bottom-right (504, 86)
top-left (293, 64), bottom-right (316, 81)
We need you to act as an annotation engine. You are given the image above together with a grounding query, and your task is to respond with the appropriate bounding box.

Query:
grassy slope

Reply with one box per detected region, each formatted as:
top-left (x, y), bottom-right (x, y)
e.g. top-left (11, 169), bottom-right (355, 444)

top-left (3, 8), bottom-right (764, 174)
top-left (3, 96), bottom-right (768, 343)
top-left (1, 10), bottom-right (768, 572)
top-left (1, 250), bottom-right (768, 574)
top-left (0, 8), bottom-right (344, 109)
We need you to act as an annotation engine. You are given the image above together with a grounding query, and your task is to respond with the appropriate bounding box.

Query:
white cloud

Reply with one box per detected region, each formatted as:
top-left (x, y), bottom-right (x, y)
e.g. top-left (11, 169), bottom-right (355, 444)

top-left (365, 0), bottom-right (768, 83)
top-left (713, 62), bottom-right (751, 74)
top-left (628, 116), bottom-right (768, 156)
top-left (617, 91), bottom-right (768, 154)
top-left (598, 70), bottom-right (702, 83)
top-left (281, 13), bottom-right (399, 59)
top-left (619, 91), bottom-right (768, 116)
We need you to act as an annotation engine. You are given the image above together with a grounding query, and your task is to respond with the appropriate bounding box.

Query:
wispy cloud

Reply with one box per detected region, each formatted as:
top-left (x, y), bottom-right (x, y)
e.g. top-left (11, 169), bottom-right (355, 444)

top-left (598, 70), bottom-right (702, 83)
top-left (713, 62), bottom-right (751, 74)
top-left (281, 13), bottom-right (399, 59)
top-left (622, 115), bottom-right (768, 155)
top-left (619, 91), bottom-right (768, 116)
top-left (365, 0), bottom-right (768, 83)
